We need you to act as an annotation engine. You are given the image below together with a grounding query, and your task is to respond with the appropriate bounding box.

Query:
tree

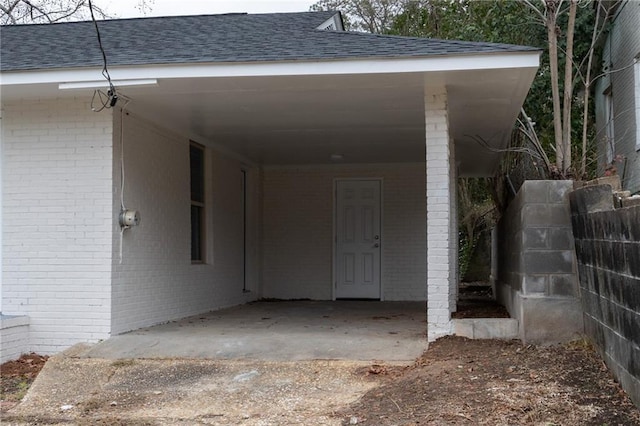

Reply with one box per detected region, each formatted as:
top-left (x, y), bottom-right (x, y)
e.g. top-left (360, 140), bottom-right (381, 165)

top-left (0, 0), bottom-right (152, 24)
top-left (521, 0), bottom-right (578, 175)
top-left (310, 0), bottom-right (404, 32)
top-left (576, 0), bottom-right (620, 176)
top-left (1, 0), bottom-right (99, 24)
top-left (519, 1), bottom-right (623, 178)
top-left (391, 0), bottom-right (541, 45)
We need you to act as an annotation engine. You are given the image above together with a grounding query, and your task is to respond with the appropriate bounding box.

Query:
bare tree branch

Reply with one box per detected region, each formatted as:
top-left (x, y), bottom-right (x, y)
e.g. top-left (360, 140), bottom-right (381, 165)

top-left (1, 0), bottom-right (150, 24)
top-left (311, 0), bottom-right (403, 32)
top-left (521, 0), bottom-right (547, 22)
top-left (580, 0), bottom-right (601, 176)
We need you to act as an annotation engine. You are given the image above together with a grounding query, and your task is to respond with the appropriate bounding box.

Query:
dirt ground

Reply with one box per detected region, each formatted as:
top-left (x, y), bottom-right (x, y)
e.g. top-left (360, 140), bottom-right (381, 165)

top-left (452, 283), bottom-right (510, 319)
top-left (451, 299), bottom-right (510, 319)
top-left (1, 354), bottom-right (48, 413)
top-left (2, 337), bottom-right (639, 425)
top-left (341, 337), bottom-right (640, 426)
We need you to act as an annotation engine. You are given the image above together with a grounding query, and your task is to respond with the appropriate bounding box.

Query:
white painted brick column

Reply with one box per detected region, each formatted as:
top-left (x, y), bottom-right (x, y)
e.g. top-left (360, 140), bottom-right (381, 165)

top-left (449, 136), bottom-right (459, 311)
top-left (425, 88), bottom-right (455, 341)
top-left (0, 104), bottom-right (4, 313)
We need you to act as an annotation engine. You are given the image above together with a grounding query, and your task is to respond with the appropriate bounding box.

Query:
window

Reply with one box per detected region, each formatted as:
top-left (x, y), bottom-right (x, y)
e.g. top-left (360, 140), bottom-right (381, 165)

top-left (190, 142), bottom-right (205, 262)
top-left (604, 87), bottom-right (615, 163)
top-left (635, 58), bottom-right (640, 151)
top-left (241, 169), bottom-right (248, 292)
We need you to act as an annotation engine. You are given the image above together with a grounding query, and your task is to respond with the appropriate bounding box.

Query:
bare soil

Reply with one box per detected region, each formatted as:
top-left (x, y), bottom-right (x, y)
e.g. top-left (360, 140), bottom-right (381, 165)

top-left (340, 336), bottom-right (640, 425)
top-left (452, 283), bottom-right (510, 319)
top-left (0, 354), bottom-right (48, 412)
top-left (451, 299), bottom-right (510, 319)
top-left (2, 338), bottom-right (639, 425)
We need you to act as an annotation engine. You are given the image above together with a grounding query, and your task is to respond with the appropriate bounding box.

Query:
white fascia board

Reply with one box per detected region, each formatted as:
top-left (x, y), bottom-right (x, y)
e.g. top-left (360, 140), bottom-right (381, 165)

top-left (0, 51), bottom-right (540, 86)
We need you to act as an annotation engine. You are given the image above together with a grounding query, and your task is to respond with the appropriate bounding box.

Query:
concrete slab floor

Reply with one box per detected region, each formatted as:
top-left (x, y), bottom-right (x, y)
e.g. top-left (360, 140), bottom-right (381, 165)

top-left (83, 301), bottom-right (428, 363)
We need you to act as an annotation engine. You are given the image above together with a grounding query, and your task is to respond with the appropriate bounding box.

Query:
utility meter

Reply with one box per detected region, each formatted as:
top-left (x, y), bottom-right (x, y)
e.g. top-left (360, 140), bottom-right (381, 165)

top-left (119, 209), bottom-right (141, 227)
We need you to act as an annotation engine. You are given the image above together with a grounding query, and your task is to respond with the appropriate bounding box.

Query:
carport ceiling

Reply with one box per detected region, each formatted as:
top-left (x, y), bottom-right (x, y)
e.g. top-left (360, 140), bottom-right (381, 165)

top-left (125, 73), bottom-right (426, 166)
top-left (122, 66), bottom-right (534, 176)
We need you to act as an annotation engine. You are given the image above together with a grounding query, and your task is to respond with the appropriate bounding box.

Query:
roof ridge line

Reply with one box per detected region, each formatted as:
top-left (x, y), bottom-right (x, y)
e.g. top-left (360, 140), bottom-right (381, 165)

top-left (0, 10), bottom-right (334, 28)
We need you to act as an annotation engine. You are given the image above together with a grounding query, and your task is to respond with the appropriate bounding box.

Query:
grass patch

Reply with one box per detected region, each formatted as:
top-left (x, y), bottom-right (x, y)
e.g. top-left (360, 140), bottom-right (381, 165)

top-left (110, 359), bottom-right (135, 368)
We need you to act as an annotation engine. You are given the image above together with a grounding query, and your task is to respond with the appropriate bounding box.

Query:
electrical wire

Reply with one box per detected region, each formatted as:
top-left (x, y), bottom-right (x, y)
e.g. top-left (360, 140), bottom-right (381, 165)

top-left (120, 99), bottom-right (131, 211)
top-left (118, 99), bottom-right (131, 264)
top-left (88, 0), bottom-right (118, 112)
top-left (86, 0), bottom-right (133, 261)
top-left (119, 227), bottom-right (126, 264)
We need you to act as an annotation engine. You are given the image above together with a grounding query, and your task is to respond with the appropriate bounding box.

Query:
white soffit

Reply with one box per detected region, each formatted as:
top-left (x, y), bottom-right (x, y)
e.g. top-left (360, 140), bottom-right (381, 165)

top-left (0, 51), bottom-right (539, 86)
top-left (0, 52), bottom-right (540, 173)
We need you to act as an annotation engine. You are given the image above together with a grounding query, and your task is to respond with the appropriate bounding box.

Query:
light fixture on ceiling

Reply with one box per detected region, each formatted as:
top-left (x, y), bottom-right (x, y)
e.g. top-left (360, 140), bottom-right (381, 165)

top-left (331, 153), bottom-right (344, 161)
top-left (58, 79), bottom-right (158, 90)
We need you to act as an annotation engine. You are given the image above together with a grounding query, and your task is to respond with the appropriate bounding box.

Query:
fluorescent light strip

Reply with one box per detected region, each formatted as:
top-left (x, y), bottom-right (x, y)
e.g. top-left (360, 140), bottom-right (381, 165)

top-left (58, 79), bottom-right (158, 90)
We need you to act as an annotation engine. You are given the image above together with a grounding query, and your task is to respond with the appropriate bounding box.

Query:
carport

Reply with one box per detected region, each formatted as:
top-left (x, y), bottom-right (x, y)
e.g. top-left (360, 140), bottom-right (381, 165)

top-left (110, 59), bottom-right (539, 341)
top-left (0, 11), bottom-right (540, 358)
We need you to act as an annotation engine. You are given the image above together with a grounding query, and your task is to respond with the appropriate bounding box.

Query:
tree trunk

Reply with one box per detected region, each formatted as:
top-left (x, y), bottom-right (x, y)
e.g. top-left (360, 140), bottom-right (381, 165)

top-left (581, 1), bottom-right (602, 177)
top-left (561, 0), bottom-right (577, 174)
top-left (546, 2), bottom-right (563, 172)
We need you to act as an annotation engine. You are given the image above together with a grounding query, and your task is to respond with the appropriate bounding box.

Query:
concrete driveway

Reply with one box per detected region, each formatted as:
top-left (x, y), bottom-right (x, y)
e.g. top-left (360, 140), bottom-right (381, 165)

top-left (83, 301), bottom-right (427, 362)
top-left (4, 301), bottom-right (428, 425)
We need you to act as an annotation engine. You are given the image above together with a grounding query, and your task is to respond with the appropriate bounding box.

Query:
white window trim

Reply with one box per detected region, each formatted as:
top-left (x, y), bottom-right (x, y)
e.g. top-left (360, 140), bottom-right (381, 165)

top-left (604, 86), bottom-right (615, 163)
top-left (635, 57), bottom-right (640, 151)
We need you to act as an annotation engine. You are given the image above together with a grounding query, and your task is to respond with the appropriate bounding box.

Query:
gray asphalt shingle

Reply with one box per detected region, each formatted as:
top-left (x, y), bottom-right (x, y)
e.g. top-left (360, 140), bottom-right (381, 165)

top-left (0, 11), bottom-right (537, 72)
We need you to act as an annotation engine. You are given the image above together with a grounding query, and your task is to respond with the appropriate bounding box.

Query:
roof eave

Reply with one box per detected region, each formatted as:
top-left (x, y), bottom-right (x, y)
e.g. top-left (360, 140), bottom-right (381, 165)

top-left (0, 50), bottom-right (541, 87)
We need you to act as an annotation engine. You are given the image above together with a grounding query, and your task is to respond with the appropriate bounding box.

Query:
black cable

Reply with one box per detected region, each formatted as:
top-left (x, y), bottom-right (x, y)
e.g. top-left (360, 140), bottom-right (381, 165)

top-left (88, 0), bottom-right (118, 111)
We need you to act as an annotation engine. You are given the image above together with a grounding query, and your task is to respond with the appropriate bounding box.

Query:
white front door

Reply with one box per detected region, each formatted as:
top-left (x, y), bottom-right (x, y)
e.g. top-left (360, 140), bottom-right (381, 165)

top-left (335, 179), bottom-right (381, 299)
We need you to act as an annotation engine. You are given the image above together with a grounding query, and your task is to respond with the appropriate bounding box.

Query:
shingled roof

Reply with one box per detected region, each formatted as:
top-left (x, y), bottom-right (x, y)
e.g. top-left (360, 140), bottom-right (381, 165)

top-left (0, 11), bottom-right (538, 72)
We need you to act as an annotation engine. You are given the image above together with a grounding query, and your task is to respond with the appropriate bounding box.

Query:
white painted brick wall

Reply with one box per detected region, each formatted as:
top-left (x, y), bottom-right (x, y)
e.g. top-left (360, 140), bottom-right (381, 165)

top-left (111, 111), bottom-right (259, 334)
top-left (425, 88), bottom-right (454, 341)
top-left (449, 136), bottom-right (459, 312)
top-left (0, 315), bottom-right (30, 363)
top-left (596, 1), bottom-right (640, 194)
top-left (262, 163), bottom-right (427, 301)
top-left (1, 97), bottom-right (113, 355)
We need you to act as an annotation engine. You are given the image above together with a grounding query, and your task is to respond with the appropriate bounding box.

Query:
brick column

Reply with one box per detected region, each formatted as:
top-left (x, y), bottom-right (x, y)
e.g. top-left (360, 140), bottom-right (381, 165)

top-left (425, 88), bottom-right (455, 341)
top-left (449, 138), bottom-right (458, 312)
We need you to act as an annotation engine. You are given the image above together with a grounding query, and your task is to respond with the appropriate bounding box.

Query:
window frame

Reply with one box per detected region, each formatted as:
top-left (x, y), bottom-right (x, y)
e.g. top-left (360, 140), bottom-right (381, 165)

top-left (603, 85), bottom-right (615, 164)
top-left (190, 141), bottom-right (206, 263)
top-left (635, 57), bottom-right (640, 151)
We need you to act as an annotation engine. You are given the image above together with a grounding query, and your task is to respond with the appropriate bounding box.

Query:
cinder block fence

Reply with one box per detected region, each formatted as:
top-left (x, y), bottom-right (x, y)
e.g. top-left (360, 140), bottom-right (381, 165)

top-left (569, 184), bottom-right (640, 407)
top-left (496, 180), bottom-right (583, 343)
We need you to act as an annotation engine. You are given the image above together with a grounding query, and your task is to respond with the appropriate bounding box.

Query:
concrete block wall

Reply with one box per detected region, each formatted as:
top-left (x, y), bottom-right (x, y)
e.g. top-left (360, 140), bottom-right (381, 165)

top-left (111, 110), bottom-right (259, 334)
top-left (425, 88), bottom-right (456, 342)
top-left (569, 184), bottom-right (640, 407)
top-left (496, 180), bottom-right (583, 343)
top-left (261, 162), bottom-right (426, 301)
top-left (1, 97), bottom-right (114, 356)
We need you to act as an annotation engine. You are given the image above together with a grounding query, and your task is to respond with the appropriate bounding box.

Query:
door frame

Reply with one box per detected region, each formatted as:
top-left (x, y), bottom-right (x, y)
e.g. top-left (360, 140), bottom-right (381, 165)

top-left (332, 177), bottom-right (384, 301)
